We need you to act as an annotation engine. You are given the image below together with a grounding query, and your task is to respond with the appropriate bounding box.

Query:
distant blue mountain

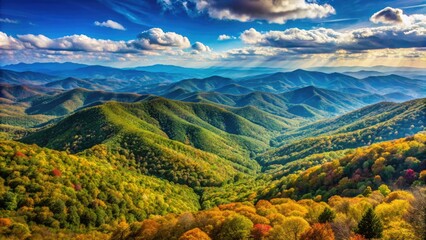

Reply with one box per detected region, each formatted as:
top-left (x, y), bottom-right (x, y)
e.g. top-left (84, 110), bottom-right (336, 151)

top-left (2, 62), bottom-right (88, 73)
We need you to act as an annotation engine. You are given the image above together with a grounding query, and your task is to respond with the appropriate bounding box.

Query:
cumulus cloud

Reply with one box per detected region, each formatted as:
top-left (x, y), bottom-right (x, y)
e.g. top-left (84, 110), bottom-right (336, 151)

top-left (370, 7), bottom-right (426, 26)
top-left (218, 34), bottom-right (236, 40)
top-left (130, 28), bottom-right (191, 50)
top-left (17, 34), bottom-right (130, 52)
top-left (191, 41), bottom-right (211, 52)
top-left (0, 28), bottom-right (197, 54)
top-left (0, 28), bottom-right (215, 65)
top-left (0, 18), bottom-right (18, 24)
top-left (370, 7), bottom-right (409, 25)
top-left (240, 18), bottom-right (426, 53)
top-left (0, 32), bottom-right (25, 50)
top-left (94, 20), bottom-right (126, 30)
top-left (192, 0), bottom-right (335, 24)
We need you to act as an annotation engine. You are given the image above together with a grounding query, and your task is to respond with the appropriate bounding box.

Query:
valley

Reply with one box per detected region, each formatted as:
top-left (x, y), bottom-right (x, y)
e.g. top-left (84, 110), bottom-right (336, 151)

top-left (0, 62), bottom-right (425, 240)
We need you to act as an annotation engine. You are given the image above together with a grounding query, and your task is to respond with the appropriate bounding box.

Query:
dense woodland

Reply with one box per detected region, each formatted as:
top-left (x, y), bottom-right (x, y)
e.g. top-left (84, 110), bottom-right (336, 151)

top-left (0, 133), bottom-right (425, 239)
top-left (0, 67), bottom-right (425, 239)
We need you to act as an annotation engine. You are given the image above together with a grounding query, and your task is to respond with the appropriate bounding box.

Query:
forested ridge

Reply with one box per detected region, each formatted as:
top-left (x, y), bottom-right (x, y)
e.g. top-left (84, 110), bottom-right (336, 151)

top-left (0, 72), bottom-right (425, 239)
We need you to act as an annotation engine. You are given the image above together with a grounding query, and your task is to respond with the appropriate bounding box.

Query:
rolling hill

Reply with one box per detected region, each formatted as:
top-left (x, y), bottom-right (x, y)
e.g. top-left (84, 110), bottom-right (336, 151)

top-left (0, 83), bottom-right (60, 101)
top-left (0, 139), bottom-right (201, 230)
top-left (26, 88), bottom-right (145, 116)
top-left (0, 69), bottom-right (58, 85)
top-left (44, 77), bottom-right (111, 91)
top-left (260, 98), bottom-right (426, 166)
top-left (170, 86), bottom-right (375, 119)
top-left (21, 98), bottom-right (293, 187)
top-left (237, 69), bottom-right (367, 93)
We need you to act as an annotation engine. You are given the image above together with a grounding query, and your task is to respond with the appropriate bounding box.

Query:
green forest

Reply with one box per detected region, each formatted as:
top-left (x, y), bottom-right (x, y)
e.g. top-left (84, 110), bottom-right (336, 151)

top-left (0, 70), bottom-right (425, 239)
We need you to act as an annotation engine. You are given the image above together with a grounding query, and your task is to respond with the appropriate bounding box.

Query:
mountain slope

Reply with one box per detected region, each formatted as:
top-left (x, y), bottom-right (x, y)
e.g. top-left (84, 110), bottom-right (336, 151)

top-left (45, 77), bottom-right (110, 91)
top-left (26, 88), bottom-right (145, 116)
top-left (173, 86), bottom-right (373, 119)
top-left (21, 98), bottom-right (290, 186)
top-left (0, 83), bottom-right (59, 101)
top-left (0, 140), bottom-right (200, 229)
top-left (0, 69), bottom-right (58, 85)
top-left (260, 98), bottom-right (426, 165)
top-left (361, 75), bottom-right (426, 97)
top-left (157, 76), bottom-right (234, 94)
top-left (238, 69), bottom-right (366, 93)
top-left (262, 133), bottom-right (426, 200)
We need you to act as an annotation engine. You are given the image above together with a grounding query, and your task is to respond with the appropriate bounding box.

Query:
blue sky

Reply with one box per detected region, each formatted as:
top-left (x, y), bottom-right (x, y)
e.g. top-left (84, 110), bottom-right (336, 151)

top-left (0, 0), bottom-right (425, 68)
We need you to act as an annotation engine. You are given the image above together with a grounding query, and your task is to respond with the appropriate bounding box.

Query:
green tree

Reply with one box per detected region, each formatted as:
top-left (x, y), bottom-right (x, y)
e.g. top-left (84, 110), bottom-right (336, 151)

top-left (363, 186), bottom-right (372, 197)
top-left (2, 192), bottom-right (18, 211)
top-left (81, 208), bottom-right (97, 227)
top-left (378, 184), bottom-right (391, 196)
top-left (318, 207), bottom-right (336, 223)
top-left (68, 206), bottom-right (80, 227)
top-left (218, 214), bottom-right (253, 240)
top-left (356, 208), bottom-right (383, 239)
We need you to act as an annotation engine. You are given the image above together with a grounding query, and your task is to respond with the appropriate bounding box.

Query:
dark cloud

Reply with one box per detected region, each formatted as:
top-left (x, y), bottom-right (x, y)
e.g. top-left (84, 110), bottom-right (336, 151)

top-left (156, 0), bottom-right (335, 24)
top-left (370, 7), bottom-right (406, 24)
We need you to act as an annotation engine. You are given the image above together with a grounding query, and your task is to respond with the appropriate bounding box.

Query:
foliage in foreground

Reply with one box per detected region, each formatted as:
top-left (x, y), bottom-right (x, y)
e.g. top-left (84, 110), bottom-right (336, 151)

top-left (111, 188), bottom-right (425, 240)
top-left (0, 140), bottom-right (199, 233)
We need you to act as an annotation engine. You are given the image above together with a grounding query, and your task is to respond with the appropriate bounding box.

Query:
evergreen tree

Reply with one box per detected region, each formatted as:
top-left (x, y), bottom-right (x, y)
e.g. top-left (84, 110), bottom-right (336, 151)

top-left (318, 207), bottom-right (336, 223)
top-left (356, 208), bottom-right (383, 239)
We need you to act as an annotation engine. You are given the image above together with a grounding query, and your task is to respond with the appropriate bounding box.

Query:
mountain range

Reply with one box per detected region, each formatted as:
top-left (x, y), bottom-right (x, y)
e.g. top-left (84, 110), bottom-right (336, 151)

top-left (0, 61), bottom-right (425, 239)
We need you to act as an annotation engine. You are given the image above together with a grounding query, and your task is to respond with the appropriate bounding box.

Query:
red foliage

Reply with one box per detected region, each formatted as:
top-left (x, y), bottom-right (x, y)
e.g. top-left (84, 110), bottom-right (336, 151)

top-left (14, 151), bottom-right (27, 158)
top-left (252, 224), bottom-right (272, 240)
top-left (404, 169), bottom-right (416, 183)
top-left (73, 183), bottom-right (82, 191)
top-left (52, 168), bottom-right (62, 177)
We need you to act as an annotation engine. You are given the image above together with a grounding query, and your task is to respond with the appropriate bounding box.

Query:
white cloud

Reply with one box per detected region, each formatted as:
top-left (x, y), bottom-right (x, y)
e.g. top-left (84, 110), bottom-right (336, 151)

top-left (0, 32), bottom-right (25, 50)
top-left (370, 7), bottom-right (426, 26)
top-left (218, 34), bottom-right (236, 40)
top-left (3, 28), bottom-right (195, 53)
top-left (130, 28), bottom-right (191, 50)
top-left (0, 18), bottom-right (18, 24)
top-left (94, 20), bottom-right (126, 30)
top-left (191, 41), bottom-right (211, 52)
top-left (192, 0), bottom-right (335, 24)
top-left (240, 18), bottom-right (426, 53)
top-left (17, 34), bottom-right (130, 52)
top-left (0, 29), bottom-right (214, 65)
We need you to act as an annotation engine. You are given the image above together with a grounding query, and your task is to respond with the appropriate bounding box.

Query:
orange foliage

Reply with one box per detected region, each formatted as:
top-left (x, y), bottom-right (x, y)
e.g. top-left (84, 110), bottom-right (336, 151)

top-left (0, 218), bottom-right (12, 227)
top-left (134, 219), bottom-right (161, 240)
top-left (300, 223), bottom-right (334, 240)
top-left (14, 151), bottom-right (27, 158)
top-left (350, 234), bottom-right (366, 240)
top-left (52, 168), bottom-right (62, 177)
top-left (178, 228), bottom-right (211, 240)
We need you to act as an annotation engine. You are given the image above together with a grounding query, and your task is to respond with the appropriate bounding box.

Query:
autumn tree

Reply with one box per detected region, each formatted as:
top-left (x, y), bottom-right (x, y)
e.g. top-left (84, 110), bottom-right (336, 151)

top-left (218, 215), bottom-right (253, 240)
top-left (179, 228), bottom-right (211, 240)
top-left (356, 208), bottom-right (383, 239)
top-left (269, 216), bottom-right (310, 240)
top-left (300, 223), bottom-right (335, 240)
top-left (252, 224), bottom-right (272, 240)
top-left (406, 187), bottom-right (426, 239)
